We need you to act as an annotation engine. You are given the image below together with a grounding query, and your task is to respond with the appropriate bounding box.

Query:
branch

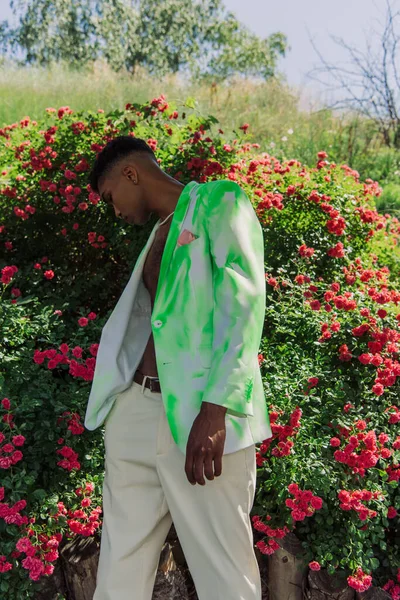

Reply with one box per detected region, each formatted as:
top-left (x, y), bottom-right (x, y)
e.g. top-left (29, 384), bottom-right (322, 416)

top-left (303, 0), bottom-right (400, 144)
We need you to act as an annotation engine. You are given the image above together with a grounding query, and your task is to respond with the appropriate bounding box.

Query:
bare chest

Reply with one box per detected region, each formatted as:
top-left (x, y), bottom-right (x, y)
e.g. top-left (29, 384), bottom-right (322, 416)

top-left (142, 224), bottom-right (171, 306)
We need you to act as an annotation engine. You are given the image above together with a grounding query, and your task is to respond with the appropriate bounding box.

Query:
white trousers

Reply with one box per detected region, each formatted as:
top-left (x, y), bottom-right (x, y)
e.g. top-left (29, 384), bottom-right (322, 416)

top-left (93, 379), bottom-right (261, 600)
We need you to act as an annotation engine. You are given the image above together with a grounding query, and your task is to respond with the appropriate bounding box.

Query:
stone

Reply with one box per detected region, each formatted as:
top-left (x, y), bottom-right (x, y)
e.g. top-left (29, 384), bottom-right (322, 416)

top-left (267, 532), bottom-right (309, 600)
top-left (355, 587), bottom-right (392, 599)
top-left (152, 542), bottom-right (190, 600)
top-left (307, 569), bottom-right (355, 599)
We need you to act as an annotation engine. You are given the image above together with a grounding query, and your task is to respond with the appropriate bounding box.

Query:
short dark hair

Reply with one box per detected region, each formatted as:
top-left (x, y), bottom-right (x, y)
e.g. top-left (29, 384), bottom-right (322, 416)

top-left (89, 136), bottom-right (157, 194)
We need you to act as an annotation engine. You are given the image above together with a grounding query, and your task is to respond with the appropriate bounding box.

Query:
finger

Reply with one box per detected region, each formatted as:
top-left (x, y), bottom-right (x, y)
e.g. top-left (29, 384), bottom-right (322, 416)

top-left (194, 449), bottom-right (206, 485)
top-left (213, 452), bottom-right (223, 477)
top-left (185, 445), bottom-right (196, 485)
top-left (204, 448), bottom-right (214, 481)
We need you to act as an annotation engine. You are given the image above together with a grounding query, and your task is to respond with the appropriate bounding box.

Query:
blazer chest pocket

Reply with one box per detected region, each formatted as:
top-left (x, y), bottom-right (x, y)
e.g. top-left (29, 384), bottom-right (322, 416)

top-left (174, 234), bottom-right (202, 253)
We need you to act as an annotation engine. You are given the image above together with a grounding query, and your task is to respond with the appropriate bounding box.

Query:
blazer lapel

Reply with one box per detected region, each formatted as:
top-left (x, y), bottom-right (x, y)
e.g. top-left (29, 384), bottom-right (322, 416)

top-left (100, 180), bottom-right (199, 336)
top-left (153, 180), bottom-right (199, 310)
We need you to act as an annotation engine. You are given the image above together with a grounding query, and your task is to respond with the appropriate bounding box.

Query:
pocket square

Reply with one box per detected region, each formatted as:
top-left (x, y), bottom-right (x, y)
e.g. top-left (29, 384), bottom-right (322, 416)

top-left (176, 229), bottom-right (199, 247)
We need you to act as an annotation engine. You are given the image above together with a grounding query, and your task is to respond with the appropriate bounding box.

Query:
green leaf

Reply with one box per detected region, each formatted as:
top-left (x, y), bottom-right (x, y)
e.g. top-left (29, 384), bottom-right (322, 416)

top-left (33, 488), bottom-right (47, 501)
top-left (6, 525), bottom-right (16, 535)
top-left (370, 558), bottom-right (380, 570)
top-left (327, 565), bottom-right (336, 575)
top-left (16, 295), bottom-right (36, 305)
top-left (185, 97), bottom-right (196, 109)
top-left (377, 469), bottom-right (389, 481)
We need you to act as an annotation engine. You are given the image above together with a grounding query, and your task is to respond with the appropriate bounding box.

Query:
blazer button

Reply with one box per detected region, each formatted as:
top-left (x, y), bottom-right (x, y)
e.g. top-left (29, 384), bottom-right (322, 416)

top-left (153, 320), bottom-right (163, 328)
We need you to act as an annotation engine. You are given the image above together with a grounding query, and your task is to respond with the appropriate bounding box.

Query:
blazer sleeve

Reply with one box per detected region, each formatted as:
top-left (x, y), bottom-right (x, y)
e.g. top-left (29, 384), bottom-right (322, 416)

top-left (200, 180), bottom-right (266, 417)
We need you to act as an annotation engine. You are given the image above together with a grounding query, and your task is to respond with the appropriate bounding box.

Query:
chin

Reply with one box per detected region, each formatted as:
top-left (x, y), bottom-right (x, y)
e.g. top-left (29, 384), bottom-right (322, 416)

top-left (139, 213), bottom-right (151, 225)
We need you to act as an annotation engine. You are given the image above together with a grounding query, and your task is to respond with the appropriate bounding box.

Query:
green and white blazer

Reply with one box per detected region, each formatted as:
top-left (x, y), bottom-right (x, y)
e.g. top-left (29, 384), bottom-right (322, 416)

top-left (84, 179), bottom-right (272, 454)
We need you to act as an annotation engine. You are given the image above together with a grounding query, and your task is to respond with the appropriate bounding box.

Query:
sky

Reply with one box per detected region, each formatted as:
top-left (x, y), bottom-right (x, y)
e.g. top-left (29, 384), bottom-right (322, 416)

top-left (223, 0), bottom-right (398, 109)
top-left (0, 0), bottom-right (398, 110)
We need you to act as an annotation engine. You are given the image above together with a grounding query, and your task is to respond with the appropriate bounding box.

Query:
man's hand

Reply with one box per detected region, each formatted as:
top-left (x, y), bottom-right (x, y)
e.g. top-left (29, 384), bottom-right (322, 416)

top-left (185, 402), bottom-right (227, 486)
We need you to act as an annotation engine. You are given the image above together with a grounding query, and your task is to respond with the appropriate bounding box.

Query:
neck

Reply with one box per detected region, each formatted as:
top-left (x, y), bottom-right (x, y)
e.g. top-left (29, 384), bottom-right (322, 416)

top-left (148, 176), bottom-right (184, 222)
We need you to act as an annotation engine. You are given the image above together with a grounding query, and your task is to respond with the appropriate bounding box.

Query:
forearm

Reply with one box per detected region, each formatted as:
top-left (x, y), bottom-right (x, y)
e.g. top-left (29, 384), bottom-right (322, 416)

top-left (201, 402), bottom-right (227, 416)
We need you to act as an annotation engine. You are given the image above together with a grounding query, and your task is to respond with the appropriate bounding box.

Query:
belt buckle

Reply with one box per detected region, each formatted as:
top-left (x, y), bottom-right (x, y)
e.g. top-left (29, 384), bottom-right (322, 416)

top-left (149, 377), bottom-right (159, 392)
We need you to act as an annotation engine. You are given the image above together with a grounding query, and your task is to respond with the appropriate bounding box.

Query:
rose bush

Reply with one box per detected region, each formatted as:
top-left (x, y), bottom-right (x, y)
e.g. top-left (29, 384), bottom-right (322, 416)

top-left (0, 95), bottom-right (399, 598)
top-left (243, 155), bottom-right (400, 595)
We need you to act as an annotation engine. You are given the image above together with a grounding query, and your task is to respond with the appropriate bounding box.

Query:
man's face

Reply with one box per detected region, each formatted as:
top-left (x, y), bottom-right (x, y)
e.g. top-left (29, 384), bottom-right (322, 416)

top-left (98, 162), bottom-right (152, 226)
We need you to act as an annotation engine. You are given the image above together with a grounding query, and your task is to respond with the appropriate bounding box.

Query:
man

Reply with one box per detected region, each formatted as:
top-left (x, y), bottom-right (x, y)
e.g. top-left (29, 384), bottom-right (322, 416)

top-left (84, 135), bottom-right (272, 600)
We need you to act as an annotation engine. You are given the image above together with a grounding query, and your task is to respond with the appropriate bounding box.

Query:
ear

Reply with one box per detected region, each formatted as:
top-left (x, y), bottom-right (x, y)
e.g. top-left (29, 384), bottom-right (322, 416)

top-left (122, 164), bottom-right (138, 184)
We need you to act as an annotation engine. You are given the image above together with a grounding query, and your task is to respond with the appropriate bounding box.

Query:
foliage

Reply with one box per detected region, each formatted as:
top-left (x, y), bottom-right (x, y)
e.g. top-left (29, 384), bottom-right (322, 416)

top-left (1, 62), bottom-right (398, 207)
top-left (0, 96), bottom-right (399, 597)
top-left (2, 0), bottom-right (288, 81)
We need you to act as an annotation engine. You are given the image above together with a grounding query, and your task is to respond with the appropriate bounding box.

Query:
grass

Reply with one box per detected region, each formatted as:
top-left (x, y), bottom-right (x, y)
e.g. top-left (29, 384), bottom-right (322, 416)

top-left (0, 59), bottom-right (399, 194)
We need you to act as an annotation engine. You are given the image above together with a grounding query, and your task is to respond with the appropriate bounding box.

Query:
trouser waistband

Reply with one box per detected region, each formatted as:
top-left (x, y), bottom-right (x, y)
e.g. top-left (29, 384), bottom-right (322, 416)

top-left (133, 370), bottom-right (161, 394)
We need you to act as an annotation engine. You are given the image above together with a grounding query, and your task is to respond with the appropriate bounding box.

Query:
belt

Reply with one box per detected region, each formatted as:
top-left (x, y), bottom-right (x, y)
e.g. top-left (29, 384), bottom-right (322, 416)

top-left (133, 370), bottom-right (162, 393)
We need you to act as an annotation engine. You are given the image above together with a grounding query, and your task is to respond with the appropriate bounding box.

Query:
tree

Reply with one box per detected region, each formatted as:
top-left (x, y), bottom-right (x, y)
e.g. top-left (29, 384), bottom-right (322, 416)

top-left (8, 0), bottom-right (99, 67)
top-left (193, 12), bottom-right (288, 82)
top-left (96, 0), bottom-right (227, 76)
top-left (305, 0), bottom-right (400, 149)
top-left (2, 0), bottom-right (288, 81)
top-left (0, 20), bottom-right (11, 58)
